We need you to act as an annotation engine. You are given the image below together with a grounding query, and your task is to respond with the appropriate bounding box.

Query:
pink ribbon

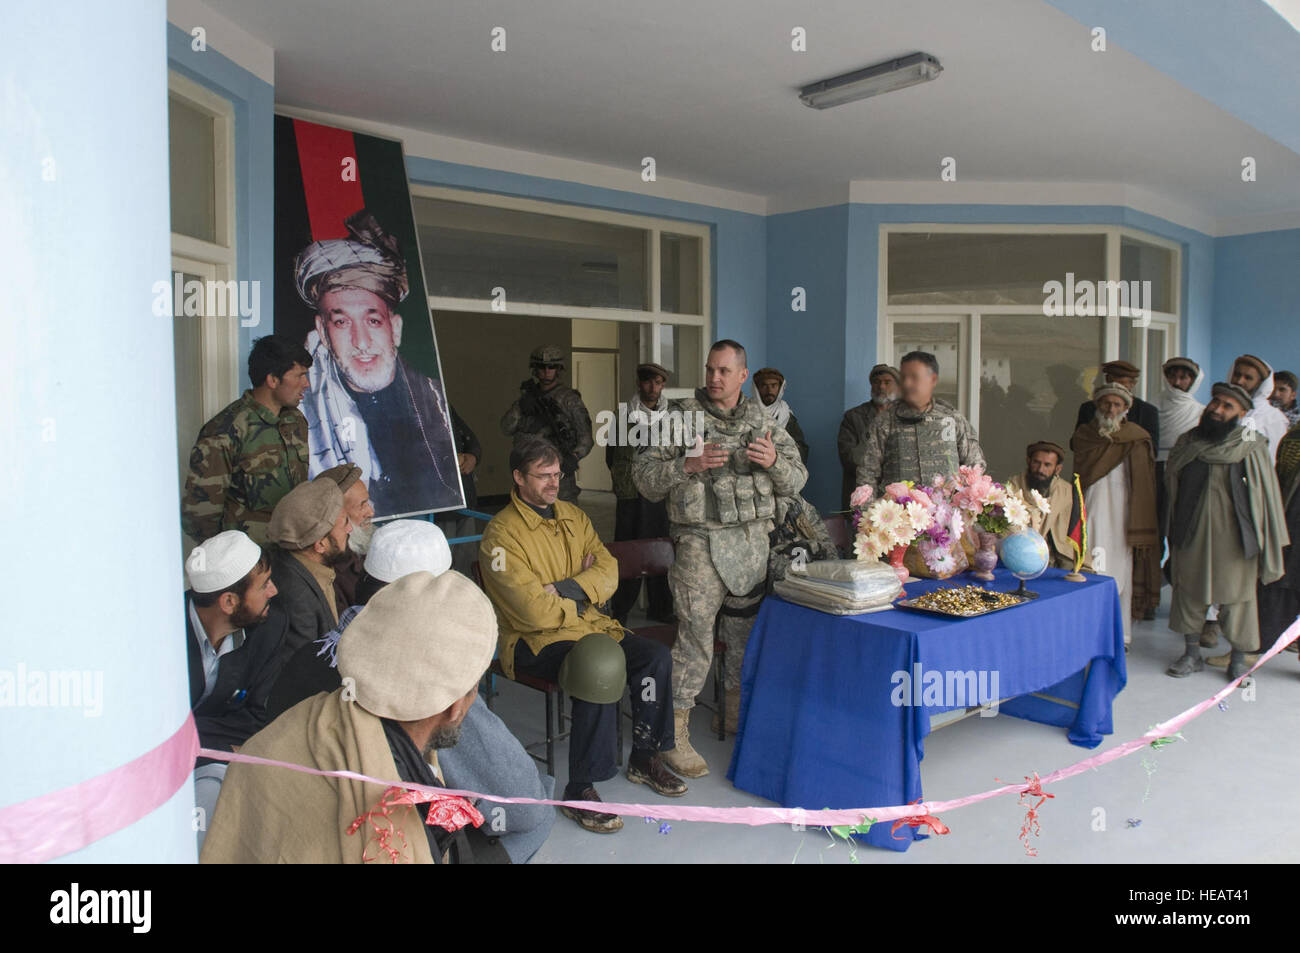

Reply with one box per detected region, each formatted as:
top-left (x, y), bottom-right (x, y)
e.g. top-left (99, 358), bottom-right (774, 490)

top-left (4, 620), bottom-right (1297, 862)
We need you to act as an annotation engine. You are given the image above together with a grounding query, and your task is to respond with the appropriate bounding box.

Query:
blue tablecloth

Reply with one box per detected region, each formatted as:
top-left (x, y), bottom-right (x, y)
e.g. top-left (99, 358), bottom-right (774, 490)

top-left (726, 568), bottom-right (1125, 851)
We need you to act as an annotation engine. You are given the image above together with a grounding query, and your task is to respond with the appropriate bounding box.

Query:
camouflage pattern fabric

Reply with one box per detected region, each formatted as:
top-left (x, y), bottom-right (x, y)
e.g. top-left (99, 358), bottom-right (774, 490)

top-left (837, 400), bottom-right (886, 508)
top-left (767, 492), bottom-right (842, 589)
top-left (181, 390), bottom-right (309, 544)
top-left (501, 381), bottom-right (594, 502)
top-left (634, 388), bottom-right (808, 707)
top-left (854, 398), bottom-right (985, 497)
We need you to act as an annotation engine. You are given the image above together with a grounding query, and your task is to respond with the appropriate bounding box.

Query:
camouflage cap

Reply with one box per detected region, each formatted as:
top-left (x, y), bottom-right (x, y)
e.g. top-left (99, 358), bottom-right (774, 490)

top-left (529, 344), bottom-right (566, 368)
top-left (315, 463), bottom-right (363, 493)
top-left (268, 479), bottom-right (344, 549)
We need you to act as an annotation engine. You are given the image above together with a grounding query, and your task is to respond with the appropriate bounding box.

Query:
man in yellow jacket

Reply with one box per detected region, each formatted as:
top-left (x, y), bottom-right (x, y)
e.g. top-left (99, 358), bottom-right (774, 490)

top-left (479, 436), bottom-right (686, 834)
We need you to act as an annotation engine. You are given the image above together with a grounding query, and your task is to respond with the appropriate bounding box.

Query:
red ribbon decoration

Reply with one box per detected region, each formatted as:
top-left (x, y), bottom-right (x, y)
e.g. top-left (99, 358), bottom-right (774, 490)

top-left (997, 772), bottom-right (1055, 857)
top-left (347, 785), bottom-right (485, 864)
top-left (890, 799), bottom-right (951, 839)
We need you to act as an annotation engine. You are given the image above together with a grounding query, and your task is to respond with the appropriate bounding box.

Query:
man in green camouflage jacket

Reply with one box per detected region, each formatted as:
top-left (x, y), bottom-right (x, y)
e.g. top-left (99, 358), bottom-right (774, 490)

top-left (501, 344), bottom-right (594, 502)
top-left (633, 339), bottom-right (807, 777)
top-left (181, 336), bottom-right (312, 545)
top-left (854, 350), bottom-right (985, 496)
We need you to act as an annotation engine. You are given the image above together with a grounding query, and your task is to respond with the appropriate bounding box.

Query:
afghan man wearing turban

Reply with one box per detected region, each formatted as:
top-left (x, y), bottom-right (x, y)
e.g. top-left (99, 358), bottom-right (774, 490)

top-left (1070, 383), bottom-right (1159, 648)
top-left (294, 208), bottom-right (462, 519)
top-left (1164, 383), bottom-right (1289, 680)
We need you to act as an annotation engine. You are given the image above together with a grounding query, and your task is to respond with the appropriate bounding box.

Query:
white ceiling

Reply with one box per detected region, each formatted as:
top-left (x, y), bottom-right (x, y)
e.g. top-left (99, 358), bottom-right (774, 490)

top-left (206, 0), bottom-right (1300, 227)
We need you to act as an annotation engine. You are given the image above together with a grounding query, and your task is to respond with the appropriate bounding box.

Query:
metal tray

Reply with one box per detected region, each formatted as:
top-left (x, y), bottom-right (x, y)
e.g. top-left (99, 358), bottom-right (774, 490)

top-left (894, 588), bottom-right (1033, 619)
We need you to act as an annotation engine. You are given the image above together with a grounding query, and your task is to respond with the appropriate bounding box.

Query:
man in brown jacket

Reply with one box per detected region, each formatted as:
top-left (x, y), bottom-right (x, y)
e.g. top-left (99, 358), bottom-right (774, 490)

top-left (479, 436), bottom-right (685, 834)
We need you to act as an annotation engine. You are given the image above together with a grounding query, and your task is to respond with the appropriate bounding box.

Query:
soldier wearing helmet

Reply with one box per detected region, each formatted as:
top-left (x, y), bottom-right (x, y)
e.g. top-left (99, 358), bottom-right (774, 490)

top-left (501, 345), bottom-right (594, 502)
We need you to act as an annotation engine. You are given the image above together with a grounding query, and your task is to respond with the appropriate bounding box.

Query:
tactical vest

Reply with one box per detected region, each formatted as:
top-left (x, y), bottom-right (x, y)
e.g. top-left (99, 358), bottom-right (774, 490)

top-left (880, 402), bottom-right (960, 487)
top-left (667, 393), bottom-right (777, 528)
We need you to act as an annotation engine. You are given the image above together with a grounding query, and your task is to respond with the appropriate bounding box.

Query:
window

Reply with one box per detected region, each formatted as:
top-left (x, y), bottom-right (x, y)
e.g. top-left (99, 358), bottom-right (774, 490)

top-left (413, 187), bottom-right (711, 498)
top-left (169, 72), bottom-right (239, 551)
top-left (881, 225), bottom-right (1180, 482)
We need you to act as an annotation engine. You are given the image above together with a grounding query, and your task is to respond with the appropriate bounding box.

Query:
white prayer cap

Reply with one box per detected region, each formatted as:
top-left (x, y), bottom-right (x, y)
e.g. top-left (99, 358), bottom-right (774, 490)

top-left (186, 531), bottom-right (263, 593)
top-left (365, 520), bottom-right (453, 582)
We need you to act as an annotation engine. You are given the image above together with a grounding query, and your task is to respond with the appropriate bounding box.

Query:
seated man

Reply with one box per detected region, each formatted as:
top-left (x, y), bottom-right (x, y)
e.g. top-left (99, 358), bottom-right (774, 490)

top-left (268, 519), bottom-right (555, 864)
top-left (1005, 441), bottom-right (1091, 572)
top-left (266, 477), bottom-right (352, 665)
top-left (202, 571), bottom-right (500, 864)
top-left (184, 531), bottom-right (287, 850)
top-left (312, 463), bottom-right (375, 607)
top-left (479, 435), bottom-right (686, 834)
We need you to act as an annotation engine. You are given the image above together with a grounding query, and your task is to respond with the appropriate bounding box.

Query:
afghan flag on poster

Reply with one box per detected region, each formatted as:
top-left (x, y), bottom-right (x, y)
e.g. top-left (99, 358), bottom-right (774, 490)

top-left (274, 116), bottom-right (465, 520)
top-left (1068, 472), bottom-right (1087, 573)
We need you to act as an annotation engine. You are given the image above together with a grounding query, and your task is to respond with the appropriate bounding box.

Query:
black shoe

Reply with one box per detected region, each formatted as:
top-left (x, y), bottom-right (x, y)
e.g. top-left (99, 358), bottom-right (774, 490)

top-left (626, 753), bottom-right (688, 797)
top-left (560, 787), bottom-right (623, 833)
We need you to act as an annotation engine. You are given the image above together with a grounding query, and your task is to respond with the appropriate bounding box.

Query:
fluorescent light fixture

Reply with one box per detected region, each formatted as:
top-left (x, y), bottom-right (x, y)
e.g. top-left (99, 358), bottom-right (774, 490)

top-left (799, 52), bottom-right (943, 109)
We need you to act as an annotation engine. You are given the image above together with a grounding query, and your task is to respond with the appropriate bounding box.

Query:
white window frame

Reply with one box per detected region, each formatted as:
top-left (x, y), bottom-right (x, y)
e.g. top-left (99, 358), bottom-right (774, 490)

top-left (411, 184), bottom-right (711, 399)
top-left (168, 70), bottom-right (239, 416)
top-left (879, 223), bottom-right (1182, 425)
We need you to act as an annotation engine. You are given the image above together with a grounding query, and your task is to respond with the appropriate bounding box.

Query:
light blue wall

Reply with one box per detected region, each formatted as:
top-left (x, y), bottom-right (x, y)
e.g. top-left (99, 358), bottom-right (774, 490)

top-left (1212, 228), bottom-right (1300, 380)
top-left (1, 1), bottom-right (194, 861)
top-left (167, 22), bottom-right (276, 367)
top-left (771, 202), bottom-right (1217, 512)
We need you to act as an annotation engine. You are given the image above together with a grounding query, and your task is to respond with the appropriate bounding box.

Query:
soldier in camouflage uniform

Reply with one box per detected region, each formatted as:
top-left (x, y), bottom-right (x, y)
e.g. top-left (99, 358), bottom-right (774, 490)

top-left (855, 350), bottom-right (985, 496)
top-left (837, 363), bottom-right (900, 508)
top-left (501, 344), bottom-right (594, 503)
top-left (181, 336), bottom-right (313, 545)
top-left (634, 339), bottom-right (807, 776)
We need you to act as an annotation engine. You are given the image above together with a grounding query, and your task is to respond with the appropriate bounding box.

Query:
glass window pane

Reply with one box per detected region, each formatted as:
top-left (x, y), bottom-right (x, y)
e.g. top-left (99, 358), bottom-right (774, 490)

top-left (978, 314), bottom-right (1104, 482)
top-left (168, 97), bottom-right (217, 242)
top-left (661, 233), bottom-right (702, 315)
top-left (659, 323), bottom-right (703, 389)
top-left (892, 322), bottom-right (960, 408)
top-left (414, 196), bottom-right (647, 308)
top-left (888, 232), bottom-right (1105, 305)
top-left (1121, 237), bottom-right (1174, 314)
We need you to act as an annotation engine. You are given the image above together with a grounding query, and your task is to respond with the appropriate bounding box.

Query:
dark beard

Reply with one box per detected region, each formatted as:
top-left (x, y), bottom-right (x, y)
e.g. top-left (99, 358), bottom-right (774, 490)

top-left (229, 600), bottom-right (270, 629)
top-left (421, 723), bottom-right (462, 760)
top-left (1025, 473), bottom-right (1053, 494)
top-left (1193, 410), bottom-right (1237, 443)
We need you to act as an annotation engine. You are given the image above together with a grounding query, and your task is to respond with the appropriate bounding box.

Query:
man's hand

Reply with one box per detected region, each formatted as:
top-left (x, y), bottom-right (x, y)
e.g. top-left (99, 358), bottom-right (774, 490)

top-left (543, 583), bottom-right (559, 596)
top-left (684, 437), bottom-right (730, 474)
top-left (746, 431), bottom-right (778, 468)
top-left (581, 553), bottom-right (595, 572)
top-left (458, 452), bottom-right (477, 475)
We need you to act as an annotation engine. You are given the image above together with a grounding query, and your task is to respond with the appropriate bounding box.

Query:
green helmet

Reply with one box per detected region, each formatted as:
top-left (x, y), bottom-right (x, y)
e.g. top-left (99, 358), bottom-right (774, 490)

top-left (558, 633), bottom-right (627, 704)
top-left (529, 344), bottom-right (566, 369)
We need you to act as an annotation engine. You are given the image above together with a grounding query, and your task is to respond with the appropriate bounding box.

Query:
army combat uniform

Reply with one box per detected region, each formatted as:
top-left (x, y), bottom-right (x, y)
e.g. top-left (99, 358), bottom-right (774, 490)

top-left (854, 398), bottom-right (985, 497)
top-left (501, 352), bottom-right (594, 504)
top-left (634, 388), bottom-right (808, 709)
top-left (181, 390), bottom-right (309, 545)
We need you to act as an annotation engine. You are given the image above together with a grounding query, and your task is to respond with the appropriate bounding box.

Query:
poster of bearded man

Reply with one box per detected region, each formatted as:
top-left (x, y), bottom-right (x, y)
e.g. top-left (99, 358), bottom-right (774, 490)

top-left (274, 116), bottom-right (464, 519)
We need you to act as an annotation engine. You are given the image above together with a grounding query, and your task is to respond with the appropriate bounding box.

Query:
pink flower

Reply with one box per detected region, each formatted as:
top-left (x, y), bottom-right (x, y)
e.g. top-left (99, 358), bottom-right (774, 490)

top-left (884, 482), bottom-right (913, 503)
top-left (849, 485), bottom-right (874, 508)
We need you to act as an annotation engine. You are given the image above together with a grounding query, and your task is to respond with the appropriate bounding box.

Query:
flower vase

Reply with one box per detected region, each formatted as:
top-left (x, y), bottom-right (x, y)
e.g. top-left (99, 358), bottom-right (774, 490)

top-left (970, 529), bottom-right (999, 581)
top-left (887, 544), bottom-right (912, 585)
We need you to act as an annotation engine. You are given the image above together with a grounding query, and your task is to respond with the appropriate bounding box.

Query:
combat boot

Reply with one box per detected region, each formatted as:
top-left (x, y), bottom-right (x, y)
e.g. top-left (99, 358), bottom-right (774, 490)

top-left (662, 708), bottom-right (709, 777)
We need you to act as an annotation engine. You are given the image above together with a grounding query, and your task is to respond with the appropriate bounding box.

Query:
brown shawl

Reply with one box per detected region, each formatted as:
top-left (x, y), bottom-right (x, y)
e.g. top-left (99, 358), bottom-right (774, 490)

top-left (1070, 419), bottom-right (1159, 549)
top-left (200, 690), bottom-right (436, 864)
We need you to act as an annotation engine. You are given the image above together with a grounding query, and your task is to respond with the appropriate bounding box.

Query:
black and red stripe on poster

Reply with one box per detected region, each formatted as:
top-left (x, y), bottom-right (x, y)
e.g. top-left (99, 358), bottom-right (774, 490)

top-left (274, 116), bottom-right (464, 520)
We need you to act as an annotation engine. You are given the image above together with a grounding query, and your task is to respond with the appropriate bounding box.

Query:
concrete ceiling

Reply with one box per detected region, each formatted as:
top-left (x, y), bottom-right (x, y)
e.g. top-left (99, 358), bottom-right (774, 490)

top-left (207, 0), bottom-right (1300, 223)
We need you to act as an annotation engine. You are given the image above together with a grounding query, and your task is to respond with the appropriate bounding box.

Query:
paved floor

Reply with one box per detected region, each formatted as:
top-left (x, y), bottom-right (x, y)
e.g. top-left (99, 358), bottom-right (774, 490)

top-left (476, 492), bottom-right (1300, 863)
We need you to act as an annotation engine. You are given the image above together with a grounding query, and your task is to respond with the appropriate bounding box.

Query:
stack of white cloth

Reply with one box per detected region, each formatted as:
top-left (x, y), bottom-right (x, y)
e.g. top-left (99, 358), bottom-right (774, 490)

top-left (773, 559), bottom-right (901, 615)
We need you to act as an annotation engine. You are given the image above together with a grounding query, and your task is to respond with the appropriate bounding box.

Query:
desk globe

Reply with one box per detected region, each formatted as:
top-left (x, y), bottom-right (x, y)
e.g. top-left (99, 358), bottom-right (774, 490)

top-left (998, 528), bottom-right (1050, 599)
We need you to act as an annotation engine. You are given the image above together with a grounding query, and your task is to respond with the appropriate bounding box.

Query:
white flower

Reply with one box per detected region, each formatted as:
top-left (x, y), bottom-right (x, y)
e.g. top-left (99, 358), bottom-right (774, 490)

top-left (903, 501), bottom-right (933, 534)
top-left (1004, 496), bottom-right (1031, 533)
top-left (871, 499), bottom-right (906, 535)
top-left (1029, 489), bottom-right (1051, 517)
